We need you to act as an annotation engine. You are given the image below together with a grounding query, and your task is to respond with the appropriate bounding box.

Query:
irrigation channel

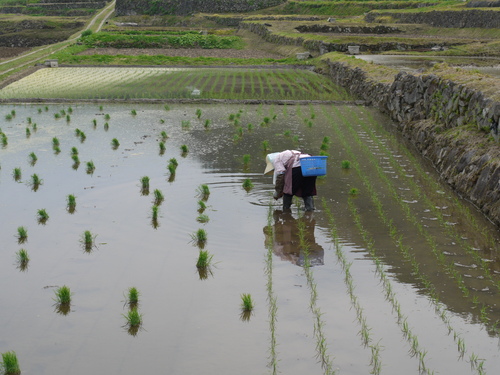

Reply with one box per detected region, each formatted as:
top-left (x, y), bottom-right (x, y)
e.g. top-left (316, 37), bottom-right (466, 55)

top-left (0, 102), bottom-right (499, 375)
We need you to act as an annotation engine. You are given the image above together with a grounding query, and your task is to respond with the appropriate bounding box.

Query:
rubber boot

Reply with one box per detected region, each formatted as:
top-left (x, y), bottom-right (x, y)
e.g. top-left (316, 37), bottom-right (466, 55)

top-left (303, 196), bottom-right (315, 211)
top-left (283, 194), bottom-right (293, 211)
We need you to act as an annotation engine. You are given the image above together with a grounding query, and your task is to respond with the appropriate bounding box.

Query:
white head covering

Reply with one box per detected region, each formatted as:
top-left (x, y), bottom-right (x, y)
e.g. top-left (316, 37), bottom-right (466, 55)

top-left (264, 152), bottom-right (280, 175)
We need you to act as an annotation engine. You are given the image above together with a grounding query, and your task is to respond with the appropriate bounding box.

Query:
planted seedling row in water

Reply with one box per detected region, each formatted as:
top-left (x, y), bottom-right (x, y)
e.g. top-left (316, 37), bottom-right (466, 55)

top-left (1, 351), bottom-right (21, 375)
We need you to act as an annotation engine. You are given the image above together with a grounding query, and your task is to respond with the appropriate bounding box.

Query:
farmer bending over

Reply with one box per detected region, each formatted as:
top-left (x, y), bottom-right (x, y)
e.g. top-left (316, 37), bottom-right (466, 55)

top-left (264, 150), bottom-right (317, 211)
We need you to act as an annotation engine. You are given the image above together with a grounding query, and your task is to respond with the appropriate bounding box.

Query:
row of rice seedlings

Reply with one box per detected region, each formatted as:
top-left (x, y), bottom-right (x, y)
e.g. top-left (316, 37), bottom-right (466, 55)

top-left (295, 208), bottom-right (336, 375)
top-left (1, 351), bottom-right (21, 375)
top-left (325, 108), bottom-right (488, 368)
top-left (321, 199), bottom-right (382, 374)
top-left (75, 128), bottom-right (86, 143)
top-left (264, 204), bottom-right (279, 374)
top-left (358, 110), bottom-right (500, 289)
top-left (347, 197), bottom-right (434, 374)
top-left (324, 106), bottom-right (475, 300)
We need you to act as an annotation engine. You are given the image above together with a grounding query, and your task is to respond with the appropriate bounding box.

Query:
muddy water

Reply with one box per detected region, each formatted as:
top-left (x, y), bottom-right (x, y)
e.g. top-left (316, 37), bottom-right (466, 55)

top-left (0, 103), bottom-right (499, 375)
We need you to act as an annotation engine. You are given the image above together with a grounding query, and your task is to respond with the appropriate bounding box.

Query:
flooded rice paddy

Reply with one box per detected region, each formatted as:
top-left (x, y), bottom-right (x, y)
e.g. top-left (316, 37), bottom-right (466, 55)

top-left (1, 102), bottom-right (500, 375)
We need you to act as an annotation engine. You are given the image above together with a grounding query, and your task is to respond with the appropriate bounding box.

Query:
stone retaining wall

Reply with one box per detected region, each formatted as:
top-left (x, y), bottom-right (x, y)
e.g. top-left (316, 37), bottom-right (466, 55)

top-left (365, 9), bottom-right (500, 28)
top-left (115, 0), bottom-right (287, 16)
top-left (325, 59), bottom-right (500, 225)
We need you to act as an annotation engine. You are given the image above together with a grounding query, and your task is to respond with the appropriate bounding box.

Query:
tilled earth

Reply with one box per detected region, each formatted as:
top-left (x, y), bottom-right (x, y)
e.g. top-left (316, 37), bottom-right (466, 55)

top-left (77, 47), bottom-right (286, 59)
top-left (0, 47), bottom-right (31, 59)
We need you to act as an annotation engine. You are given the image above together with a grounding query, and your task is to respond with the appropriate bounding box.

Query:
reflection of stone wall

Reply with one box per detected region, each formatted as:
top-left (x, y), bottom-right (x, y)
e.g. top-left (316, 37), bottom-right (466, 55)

top-left (115, 0), bottom-right (287, 16)
top-left (325, 60), bottom-right (500, 225)
top-left (365, 9), bottom-right (500, 28)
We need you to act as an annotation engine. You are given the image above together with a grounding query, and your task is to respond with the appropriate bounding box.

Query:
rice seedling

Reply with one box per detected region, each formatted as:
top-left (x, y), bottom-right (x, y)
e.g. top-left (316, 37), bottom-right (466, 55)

top-left (151, 204), bottom-right (160, 224)
top-left (127, 287), bottom-right (140, 307)
top-left (228, 114), bottom-right (235, 121)
top-left (160, 131), bottom-right (168, 141)
top-left (111, 138), bottom-right (120, 149)
top-left (16, 248), bottom-right (29, 268)
top-left (72, 154), bottom-right (80, 167)
top-left (169, 157), bottom-right (178, 168)
top-left (44, 106), bottom-right (48, 111)
top-left (71, 147), bottom-right (78, 156)
top-left (86, 160), bottom-right (95, 174)
top-left (160, 119), bottom-right (165, 124)
top-left (1, 351), bottom-right (21, 375)
top-left (66, 115), bottom-right (71, 122)
top-left (104, 122), bottom-right (109, 131)
top-left (283, 130), bottom-right (291, 137)
top-left (31, 123), bottom-right (37, 131)
top-left (79, 131), bottom-right (86, 142)
top-left (180, 144), bottom-right (189, 154)
top-left (75, 128), bottom-right (81, 136)
top-left (164, 104), bottom-right (170, 111)
top-left (307, 120), bottom-right (313, 128)
top-left (1, 133), bottom-right (8, 146)
top-left (25, 126), bottom-right (32, 137)
top-left (242, 154), bottom-right (251, 166)
top-left (140, 176), bottom-right (150, 195)
top-left (263, 117), bottom-right (270, 125)
top-left (12, 167), bottom-right (21, 181)
top-left (153, 189), bottom-right (164, 205)
top-left (242, 178), bottom-right (254, 191)
top-left (167, 163), bottom-right (177, 177)
top-left (67, 194), bottom-right (76, 213)
top-left (38, 108), bottom-right (42, 113)
top-left (159, 141), bottom-right (166, 154)
top-left (10, 109), bottom-right (15, 116)
top-left (131, 109), bottom-right (137, 115)
top-left (204, 119), bottom-right (211, 129)
top-left (30, 174), bottom-right (42, 190)
top-left (247, 123), bottom-right (253, 131)
top-left (68, 106), bottom-right (73, 114)
top-left (196, 214), bottom-right (209, 223)
top-left (181, 120), bottom-right (190, 129)
top-left (197, 200), bottom-right (207, 213)
top-left (241, 293), bottom-right (254, 312)
top-left (123, 307), bottom-right (142, 328)
top-left (52, 137), bottom-right (60, 147)
top-left (29, 152), bottom-right (37, 165)
top-left (5, 113), bottom-right (12, 120)
top-left (197, 184), bottom-right (210, 200)
top-left (261, 140), bottom-right (270, 153)
top-left (37, 208), bottom-right (49, 224)
top-left (196, 249), bottom-right (213, 269)
top-left (54, 113), bottom-right (61, 119)
top-left (104, 114), bottom-right (110, 120)
top-left (82, 230), bottom-right (95, 251)
top-left (60, 109), bottom-right (66, 116)
top-left (54, 285), bottom-right (72, 305)
top-left (349, 188), bottom-right (359, 196)
top-left (195, 108), bottom-right (202, 118)
top-left (53, 146), bottom-right (61, 154)
top-left (99, 105), bottom-right (103, 111)
top-left (192, 228), bottom-right (207, 248)
top-left (341, 160), bottom-right (352, 170)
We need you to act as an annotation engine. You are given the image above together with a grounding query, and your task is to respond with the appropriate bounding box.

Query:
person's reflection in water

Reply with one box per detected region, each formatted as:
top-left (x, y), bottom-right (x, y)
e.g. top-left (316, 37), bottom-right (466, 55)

top-left (265, 210), bottom-right (324, 267)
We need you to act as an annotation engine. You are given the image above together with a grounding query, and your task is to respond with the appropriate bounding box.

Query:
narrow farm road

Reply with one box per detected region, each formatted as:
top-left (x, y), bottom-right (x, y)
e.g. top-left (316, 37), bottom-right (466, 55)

top-left (0, 1), bottom-right (116, 78)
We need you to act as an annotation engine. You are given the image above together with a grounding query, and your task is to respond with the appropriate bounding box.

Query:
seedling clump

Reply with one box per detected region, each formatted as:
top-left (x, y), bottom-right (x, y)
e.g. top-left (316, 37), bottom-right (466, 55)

top-left (25, 127), bottom-right (31, 137)
top-left (86, 161), bottom-right (95, 174)
top-left (196, 214), bottom-right (209, 223)
top-left (180, 144), bottom-right (188, 154)
top-left (242, 178), bottom-right (254, 192)
top-left (52, 137), bottom-right (60, 147)
top-left (30, 174), bottom-right (43, 190)
top-left (151, 205), bottom-right (160, 228)
top-left (124, 307), bottom-right (142, 328)
top-left (197, 200), bottom-right (207, 213)
top-left (67, 194), bottom-right (76, 213)
top-left (29, 152), bottom-right (37, 165)
top-left (342, 160), bottom-right (351, 169)
top-left (153, 189), bottom-right (164, 206)
top-left (54, 285), bottom-right (72, 305)
top-left (195, 108), bottom-right (202, 119)
top-left (127, 287), bottom-right (139, 307)
top-left (196, 250), bottom-right (214, 279)
top-left (197, 184), bottom-right (210, 201)
top-left (240, 293), bottom-right (254, 321)
top-left (16, 249), bottom-right (29, 270)
top-left (1, 351), bottom-right (21, 375)
top-left (160, 131), bottom-right (168, 141)
top-left (82, 230), bottom-right (95, 251)
top-left (349, 188), bottom-right (359, 196)
top-left (131, 109), bottom-right (137, 116)
top-left (192, 228), bottom-right (207, 248)
top-left (111, 138), bottom-right (120, 149)
top-left (37, 208), bottom-right (49, 224)
top-left (140, 176), bottom-right (150, 195)
top-left (159, 141), bottom-right (166, 154)
top-left (204, 119), bottom-right (211, 129)
top-left (12, 167), bottom-right (21, 181)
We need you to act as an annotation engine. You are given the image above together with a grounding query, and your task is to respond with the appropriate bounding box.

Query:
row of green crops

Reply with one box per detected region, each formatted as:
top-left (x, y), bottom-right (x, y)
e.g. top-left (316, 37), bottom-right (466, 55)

top-left (79, 32), bottom-right (243, 49)
top-left (0, 67), bottom-right (353, 101)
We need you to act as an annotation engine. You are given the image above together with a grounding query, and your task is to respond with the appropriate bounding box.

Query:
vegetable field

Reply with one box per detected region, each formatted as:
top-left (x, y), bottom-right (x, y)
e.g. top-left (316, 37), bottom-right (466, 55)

top-left (0, 67), bottom-right (352, 100)
top-left (0, 102), bottom-right (499, 375)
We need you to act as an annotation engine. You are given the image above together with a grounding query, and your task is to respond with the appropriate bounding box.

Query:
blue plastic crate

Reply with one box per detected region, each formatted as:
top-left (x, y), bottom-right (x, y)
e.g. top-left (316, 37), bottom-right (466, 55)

top-left (300, 156), bottom-right (327, 177)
